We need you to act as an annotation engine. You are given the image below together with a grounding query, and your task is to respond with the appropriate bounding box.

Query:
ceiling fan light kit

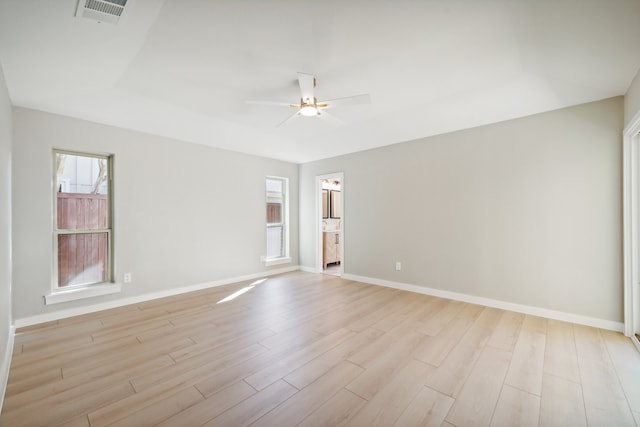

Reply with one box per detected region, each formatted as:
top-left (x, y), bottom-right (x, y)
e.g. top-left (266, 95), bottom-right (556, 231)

top-left (299, 105), bottom-right (318, 117)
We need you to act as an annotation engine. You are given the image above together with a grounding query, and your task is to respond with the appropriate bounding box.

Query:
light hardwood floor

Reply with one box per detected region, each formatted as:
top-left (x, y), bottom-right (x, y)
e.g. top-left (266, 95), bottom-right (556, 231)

top-left (2, 271), bottom-right (639, 427)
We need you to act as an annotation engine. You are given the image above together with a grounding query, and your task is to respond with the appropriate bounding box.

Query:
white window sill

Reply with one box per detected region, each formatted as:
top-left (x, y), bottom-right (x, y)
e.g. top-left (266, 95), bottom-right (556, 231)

top-left (45, 283), bottom-right (122, 305)
top-left (264, 257), bottom-right (291, 267)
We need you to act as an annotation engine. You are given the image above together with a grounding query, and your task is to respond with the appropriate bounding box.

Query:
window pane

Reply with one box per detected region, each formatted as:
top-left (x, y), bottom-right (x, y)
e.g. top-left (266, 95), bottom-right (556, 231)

top-left (58, 232), bottom-right (108, 287)
top-left (57, 193), bottom-right (109, 230)
top-left (56, 153), bottom-right (109, 230)
top-left (267, 202), bottom-right (282, 224)
top-left (266, 178), bottom-right (283, 193)
top-left (267, 226), bottom-right (283, 258)
top-left (56, 153), bottom-right (108, 195)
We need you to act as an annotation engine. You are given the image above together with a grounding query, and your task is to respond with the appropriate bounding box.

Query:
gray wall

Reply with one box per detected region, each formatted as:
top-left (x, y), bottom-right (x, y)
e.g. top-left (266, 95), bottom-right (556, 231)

top-left (300, 97), bottom-right (624, 323)
top-left (12, 108), bottom-right (298, 320)
top-left (0, 64), bottom-right (12, 384)
top-left (625, 68), bottom-right (640, 127)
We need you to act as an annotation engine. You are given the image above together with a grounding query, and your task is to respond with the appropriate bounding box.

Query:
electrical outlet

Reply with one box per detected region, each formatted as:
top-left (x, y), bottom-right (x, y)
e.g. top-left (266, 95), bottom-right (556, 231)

top-left (395, 262), bottom-right (402, 271)
top-left (123, 273), bottom-right (132, 283)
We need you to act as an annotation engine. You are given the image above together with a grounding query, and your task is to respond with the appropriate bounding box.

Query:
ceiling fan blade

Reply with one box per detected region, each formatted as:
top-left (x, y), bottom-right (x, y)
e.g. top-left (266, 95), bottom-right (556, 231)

top-left (297, 72), bottom-right (316, 102)
top-left (320, 93), bottom-right (371, 109)
top-left (277, 111), bottom-right (301, 127)
top-left (317, 110), bottom-right (343, 125)
top-left (246, 100), bottom-right (294, 107)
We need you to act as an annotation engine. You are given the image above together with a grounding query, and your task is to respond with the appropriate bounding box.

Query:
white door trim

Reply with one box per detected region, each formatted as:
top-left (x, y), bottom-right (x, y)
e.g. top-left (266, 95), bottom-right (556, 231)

top-left (623, 109), bottom-right (640, 345)
top-left (316, 172), bottom-right (344, 275)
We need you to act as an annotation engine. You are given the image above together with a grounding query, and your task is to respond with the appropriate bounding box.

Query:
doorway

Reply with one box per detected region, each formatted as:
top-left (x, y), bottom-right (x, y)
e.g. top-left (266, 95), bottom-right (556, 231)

top-left (316, 173), bottom-right (344, 276)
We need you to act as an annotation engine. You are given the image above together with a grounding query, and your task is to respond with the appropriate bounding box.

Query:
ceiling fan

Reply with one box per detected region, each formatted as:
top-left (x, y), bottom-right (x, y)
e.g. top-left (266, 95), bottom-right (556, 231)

top-left (247, 73), bottom-right (371, 126)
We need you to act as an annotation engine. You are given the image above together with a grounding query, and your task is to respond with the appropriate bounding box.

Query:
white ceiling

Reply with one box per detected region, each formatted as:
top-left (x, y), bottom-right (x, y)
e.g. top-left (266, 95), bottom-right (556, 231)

top-left (1, 0), bottom-right (639, 163)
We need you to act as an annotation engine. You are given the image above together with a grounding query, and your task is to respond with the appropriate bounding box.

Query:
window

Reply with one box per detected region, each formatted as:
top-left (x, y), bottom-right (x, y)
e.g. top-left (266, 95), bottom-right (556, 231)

top-left (53, 151), bottom-right (112, 289)
top-left (265, 176), bottom-right (290, 264)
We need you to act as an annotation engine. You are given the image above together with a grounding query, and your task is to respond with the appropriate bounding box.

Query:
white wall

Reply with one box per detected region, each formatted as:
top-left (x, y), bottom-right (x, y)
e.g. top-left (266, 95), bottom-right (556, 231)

top-left (12, 108), bottom-right (298, 321)
top-left (625, 68), bottom-right (640, 127)
top-left (0, 63), bottom-right (12, 404)
top-left (300, 97), bottom-right (624, 323)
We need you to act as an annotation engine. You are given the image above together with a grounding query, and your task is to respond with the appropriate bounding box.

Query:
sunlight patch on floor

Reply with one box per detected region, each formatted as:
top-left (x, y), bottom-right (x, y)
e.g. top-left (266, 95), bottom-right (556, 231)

top-left (216, 278), bottom-right (266, 304)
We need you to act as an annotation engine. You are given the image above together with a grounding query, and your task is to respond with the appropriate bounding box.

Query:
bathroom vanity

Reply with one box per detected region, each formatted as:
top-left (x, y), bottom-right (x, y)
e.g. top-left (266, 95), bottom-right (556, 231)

top-left (323, 230), bottom-right (341, 269)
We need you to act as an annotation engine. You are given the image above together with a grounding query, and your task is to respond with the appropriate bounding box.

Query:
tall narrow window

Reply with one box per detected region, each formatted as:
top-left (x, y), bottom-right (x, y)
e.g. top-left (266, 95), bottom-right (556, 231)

top-left (266, 176), bottom-right (289, 263)
top-left (54, 151), bottom-right (112, 288)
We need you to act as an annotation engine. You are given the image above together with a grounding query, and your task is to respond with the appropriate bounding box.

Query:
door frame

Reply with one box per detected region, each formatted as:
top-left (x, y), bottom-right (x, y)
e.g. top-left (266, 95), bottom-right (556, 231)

top-left (316, 172), bottom-right (344, 275)
top-left (623, 109), bottom-right (640, 349)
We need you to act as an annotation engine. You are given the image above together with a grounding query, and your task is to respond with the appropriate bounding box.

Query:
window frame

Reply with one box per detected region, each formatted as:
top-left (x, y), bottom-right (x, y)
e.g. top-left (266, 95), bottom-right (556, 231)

top-left (265, 175), bottom-right (291, 266)
top-left (47, 149), bottom-right (118, 304)
top-left (623, 110), bottom-right (640, 352)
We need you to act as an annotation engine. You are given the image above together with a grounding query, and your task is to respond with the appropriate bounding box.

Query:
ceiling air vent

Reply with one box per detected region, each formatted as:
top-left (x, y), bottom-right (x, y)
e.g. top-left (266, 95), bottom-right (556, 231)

top-left (75, 0), bottom-right (128, 24)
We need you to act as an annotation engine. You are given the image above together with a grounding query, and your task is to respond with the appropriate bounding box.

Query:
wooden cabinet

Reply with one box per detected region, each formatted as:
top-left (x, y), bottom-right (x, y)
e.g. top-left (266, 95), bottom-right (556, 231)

top-left (323, 231), bottom-right (341, 269)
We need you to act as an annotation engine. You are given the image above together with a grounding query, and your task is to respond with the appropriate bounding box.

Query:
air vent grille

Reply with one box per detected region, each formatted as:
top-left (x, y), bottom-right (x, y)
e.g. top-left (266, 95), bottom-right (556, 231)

top-left (76, 0), bottom-right (128, 24)
top-left (86, 0), bottom-right (125, 17)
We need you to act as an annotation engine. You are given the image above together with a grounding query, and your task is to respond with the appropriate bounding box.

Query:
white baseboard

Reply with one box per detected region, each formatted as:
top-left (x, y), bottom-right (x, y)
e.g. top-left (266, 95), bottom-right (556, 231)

top-left (14, 266), bottom-right (299, 328)
top-left (299, 265), bottom-right (319, 274)
top-left (0, 325), bottom-right (15, 415)
top-left (13, 266), bottom-right (625, 332)
top-left (342, 273), bottom-right (624, 332)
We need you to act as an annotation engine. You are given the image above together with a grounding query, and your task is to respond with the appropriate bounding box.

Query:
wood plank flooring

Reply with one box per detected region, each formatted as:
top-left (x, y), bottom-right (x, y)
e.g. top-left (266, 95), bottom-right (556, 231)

top-left (2, 271), bottom-right (639, 427)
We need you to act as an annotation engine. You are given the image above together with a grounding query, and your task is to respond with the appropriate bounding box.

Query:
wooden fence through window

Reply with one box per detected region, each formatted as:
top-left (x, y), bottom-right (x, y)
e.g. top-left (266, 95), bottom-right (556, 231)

top-left (57, 193), bottom-right (108, 287)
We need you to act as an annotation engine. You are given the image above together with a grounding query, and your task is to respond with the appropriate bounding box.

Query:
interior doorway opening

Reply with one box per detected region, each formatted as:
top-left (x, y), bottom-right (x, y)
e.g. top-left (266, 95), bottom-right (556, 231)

top-left (316, 173), bottom-right (343, 276)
